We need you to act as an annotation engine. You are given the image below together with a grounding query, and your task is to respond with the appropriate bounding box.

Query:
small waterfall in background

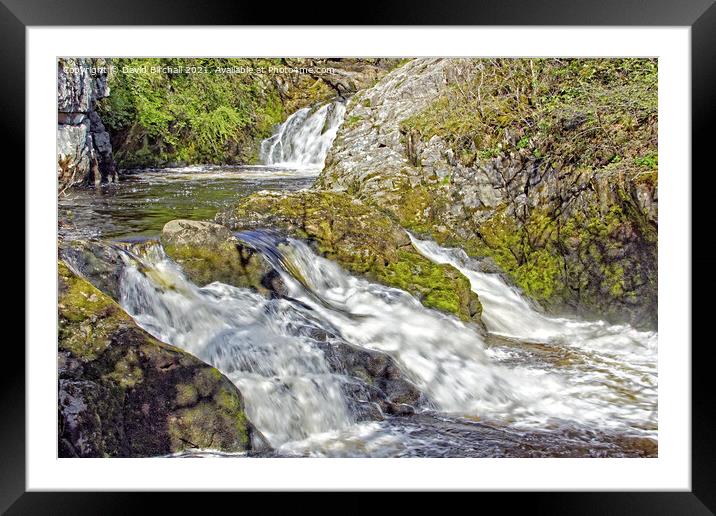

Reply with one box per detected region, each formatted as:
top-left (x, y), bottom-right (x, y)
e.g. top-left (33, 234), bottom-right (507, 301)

top-left (116, 233), bottom-right (658, 453)
top-left (260, 101), bottom-right (346, 168)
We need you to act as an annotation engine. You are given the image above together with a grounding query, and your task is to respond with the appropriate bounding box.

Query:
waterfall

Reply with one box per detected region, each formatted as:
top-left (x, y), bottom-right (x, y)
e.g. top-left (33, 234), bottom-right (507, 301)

top-left (118, 243), bottom-right (354, 446)
top-left (116, 233), bottom-right (658, 449)
top-left (409, 234), bottom-right (658, 435)
top-left (260, 101), bottom-right (346, 168)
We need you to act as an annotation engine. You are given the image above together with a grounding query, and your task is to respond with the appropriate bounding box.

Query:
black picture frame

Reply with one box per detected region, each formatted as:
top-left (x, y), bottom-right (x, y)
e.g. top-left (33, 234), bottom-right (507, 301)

top-left (5, 0), bottom-right (714, 512)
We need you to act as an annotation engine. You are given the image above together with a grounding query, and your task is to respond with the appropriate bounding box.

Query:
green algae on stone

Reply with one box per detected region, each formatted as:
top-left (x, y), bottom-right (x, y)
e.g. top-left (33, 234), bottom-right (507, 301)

top-left (160, 219), bottom-right (282, 296)
top-left (58, 260), bottom-right (259, 457)
top-left (215, 190), bottom-right (482, 323)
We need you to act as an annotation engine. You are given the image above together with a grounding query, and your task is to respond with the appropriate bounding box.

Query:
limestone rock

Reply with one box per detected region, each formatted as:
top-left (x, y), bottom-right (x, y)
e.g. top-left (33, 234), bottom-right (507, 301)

top-left (318, 58), bottom-right (658, 329)
top-left (160, 219), bottom-right (285, 297)
top-left (57, 58), bottom-right (117, 193)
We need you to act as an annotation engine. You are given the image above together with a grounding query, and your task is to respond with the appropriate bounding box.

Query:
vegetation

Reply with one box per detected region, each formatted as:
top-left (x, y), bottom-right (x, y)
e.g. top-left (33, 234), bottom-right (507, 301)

top-left (99, 58), bottom-right (296, 168)
top-left (401, 59), bottom-right (657, 174)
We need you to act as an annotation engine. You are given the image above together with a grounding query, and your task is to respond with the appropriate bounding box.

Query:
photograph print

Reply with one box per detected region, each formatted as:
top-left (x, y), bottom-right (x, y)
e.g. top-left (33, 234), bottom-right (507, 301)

top-left (57, 57), bottom-right (658, 458)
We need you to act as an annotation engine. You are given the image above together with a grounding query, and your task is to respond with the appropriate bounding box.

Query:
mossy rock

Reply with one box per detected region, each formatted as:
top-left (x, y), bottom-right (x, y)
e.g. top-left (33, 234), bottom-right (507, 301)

top-left (215, 191), bottom-right (482, 324)
top-left (458, 196), bottom-right (657, 328)
top-left (58, 239), bottom-right (128, 301)
top-left (58, 261), bottom-right (264, 457)
top-left (160, 219), bottom-right (285, 297)
top-left (320, 58), bottom-right (657, 329)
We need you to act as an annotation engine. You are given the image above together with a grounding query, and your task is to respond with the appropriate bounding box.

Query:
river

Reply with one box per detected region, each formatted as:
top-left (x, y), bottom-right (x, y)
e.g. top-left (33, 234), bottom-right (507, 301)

top-left (58, 100), bottom-right (658, 457)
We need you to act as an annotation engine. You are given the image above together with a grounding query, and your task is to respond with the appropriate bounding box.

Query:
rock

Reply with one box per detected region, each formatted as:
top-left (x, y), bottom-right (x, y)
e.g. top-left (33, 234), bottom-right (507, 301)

top-left (58, 261), bottom-right (265, 457)
top-left (276, 58), bottom-right (402, 113)
top-left (57, 58), bottom-right (117, 193)
top-left (317, 338), bottom-right (422, 417)
top-left (59, 239), bottom-right (128, 300)
top-left (215, 190), bottom-right (482, 324)
top-left (318, 58), bottom-right (658, 329)
top-left (160, 219), bottom-right (285, 297)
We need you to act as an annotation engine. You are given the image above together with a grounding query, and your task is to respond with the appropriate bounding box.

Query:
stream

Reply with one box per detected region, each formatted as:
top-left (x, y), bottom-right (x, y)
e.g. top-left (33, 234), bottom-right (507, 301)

top-left (59, 100), bottom-right (658, 457)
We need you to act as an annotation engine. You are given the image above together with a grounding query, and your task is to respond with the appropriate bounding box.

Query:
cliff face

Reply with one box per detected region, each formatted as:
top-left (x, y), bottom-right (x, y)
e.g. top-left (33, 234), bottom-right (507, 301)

top-left (57, 58), bottom-right (117, 193)
top-left (319, 58), bottom-right (658, 329)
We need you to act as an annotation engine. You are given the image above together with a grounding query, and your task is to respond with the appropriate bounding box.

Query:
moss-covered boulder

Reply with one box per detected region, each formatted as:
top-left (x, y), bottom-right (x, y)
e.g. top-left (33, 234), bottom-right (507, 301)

top-left (58, 261), bottom-right (265, 457)
top-left (59, 239), bottom-right (128, 300)
top-left (160, 219), bottom-right (285, 296)
top-left (214, 190), bottom-right (482, 324)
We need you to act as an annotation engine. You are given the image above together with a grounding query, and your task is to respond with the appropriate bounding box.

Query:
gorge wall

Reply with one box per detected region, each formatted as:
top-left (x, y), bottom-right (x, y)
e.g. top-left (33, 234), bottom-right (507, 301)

top-left (57, 58), bottom-right (117, 193)
top-left (319, 58), bottom-right (658, 329)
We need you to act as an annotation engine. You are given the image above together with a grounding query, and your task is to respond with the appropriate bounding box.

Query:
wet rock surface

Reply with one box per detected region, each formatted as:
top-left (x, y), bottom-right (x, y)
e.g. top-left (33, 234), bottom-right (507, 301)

top-left (160, 219), bottom-right (286, 297)
top-left (215, 190), bottom-right (483, 324)
top-left (58, 261), bottom-right (265, 457)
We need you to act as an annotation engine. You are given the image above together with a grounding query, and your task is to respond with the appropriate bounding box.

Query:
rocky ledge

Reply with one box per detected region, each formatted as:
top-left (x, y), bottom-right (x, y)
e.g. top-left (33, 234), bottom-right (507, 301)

top-left (215, 190), bottom-right (482, 325)
top-left (58, 261), bottom-right (266, 457)
top-left (319, 58), bottom-right (658, 329)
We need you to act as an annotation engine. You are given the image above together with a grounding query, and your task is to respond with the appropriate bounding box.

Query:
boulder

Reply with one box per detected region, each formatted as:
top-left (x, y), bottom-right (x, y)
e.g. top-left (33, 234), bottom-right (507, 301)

top-left (59, 239), bottom-right (128, 300)
top-left (160, 219), bottom-right (285, 297)
top-left (58, 261), bottom-right (266, 457)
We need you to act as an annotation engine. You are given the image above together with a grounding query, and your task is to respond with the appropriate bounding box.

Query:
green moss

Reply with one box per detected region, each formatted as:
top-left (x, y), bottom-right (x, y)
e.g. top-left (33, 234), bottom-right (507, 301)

top-left (103, 348), bottom-right (144, 389)
top-left (379, 250), bottom-right (479, 320)
top-left (176, 383), bottom-right (199, 407)
top-left (218, 191), bottom-right (482, 322)
top-left (165, 388), bottom-right (250, 451)
top-left (345, 115), bottom-right (363, 128)
top-left (162, 238), bottom-right (270, 294)
top-left (512, 249), bottom-right (563, 301)
top-left (462, 198), bottom-right (655, 325)
top-left (58, 262), bottom-right (131, 360)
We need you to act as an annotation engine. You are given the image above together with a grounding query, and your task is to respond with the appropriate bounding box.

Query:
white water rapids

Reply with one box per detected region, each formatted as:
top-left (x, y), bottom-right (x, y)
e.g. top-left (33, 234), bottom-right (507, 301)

top-left (260, 101), bottom-right (346, 168)
top-left (117, 232), bottom-right (657, 456)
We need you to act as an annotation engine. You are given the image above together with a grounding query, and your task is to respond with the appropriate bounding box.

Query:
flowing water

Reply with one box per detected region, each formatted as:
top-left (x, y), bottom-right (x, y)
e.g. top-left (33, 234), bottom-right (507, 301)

top-left (58, 165), bottom-right (316, 240)
top-left (115, 233), bottom-right (657, 457)
top-left (260, 101), bottom-right (346, 168)
top-left (60, 101), bottom-right (657, 457)
top-left (409, 236), bottom-right (658, 437)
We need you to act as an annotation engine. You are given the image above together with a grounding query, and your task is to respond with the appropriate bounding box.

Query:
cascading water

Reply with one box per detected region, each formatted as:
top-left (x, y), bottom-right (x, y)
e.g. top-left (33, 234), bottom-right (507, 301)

top-left (260, 101), bottom-right (346, 168)
top-left (409, 234), bottom-right (658, 436)
top-left (118, 243), bottom-right (354, 446)
top-left (116, 232), bottom-right (657, 457)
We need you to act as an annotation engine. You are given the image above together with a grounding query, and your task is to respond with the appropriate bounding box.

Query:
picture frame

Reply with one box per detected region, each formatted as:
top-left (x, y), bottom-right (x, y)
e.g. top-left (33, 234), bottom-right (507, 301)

top-left (6, 0), bottom-right (714, 510)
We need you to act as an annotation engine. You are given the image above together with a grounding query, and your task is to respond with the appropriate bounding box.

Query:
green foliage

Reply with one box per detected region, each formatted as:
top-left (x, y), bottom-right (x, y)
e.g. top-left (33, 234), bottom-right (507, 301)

top-left (400, 58), bottom-right (657, 171)
top-left (634, 152), bottom-right (658, 169)
top-left (98, 58), bottom-right (287, 167)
